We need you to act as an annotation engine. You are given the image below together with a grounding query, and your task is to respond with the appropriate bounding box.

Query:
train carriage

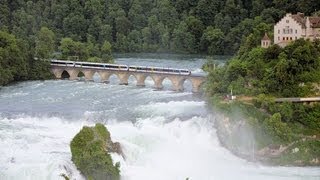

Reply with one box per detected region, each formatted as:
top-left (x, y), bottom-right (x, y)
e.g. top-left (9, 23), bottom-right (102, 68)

top-left (51, 59), bottom-right (191, 75)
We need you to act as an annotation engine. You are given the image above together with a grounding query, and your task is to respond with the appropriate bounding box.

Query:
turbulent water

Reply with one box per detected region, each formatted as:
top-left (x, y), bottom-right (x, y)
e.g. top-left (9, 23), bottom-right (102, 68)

top-left (0, 54), bottom-right (319, 180)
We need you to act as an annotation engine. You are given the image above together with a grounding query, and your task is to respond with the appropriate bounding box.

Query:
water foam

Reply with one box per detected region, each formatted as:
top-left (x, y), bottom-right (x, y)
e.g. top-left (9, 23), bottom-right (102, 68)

top-left (135, 101), bottom-right (206, 118)
top-left (1, 86), bottom-right (320, 180)
top-left (0, 116), bottom-right (85, 180)
top-left (107, 116), bottom-right (320, 180)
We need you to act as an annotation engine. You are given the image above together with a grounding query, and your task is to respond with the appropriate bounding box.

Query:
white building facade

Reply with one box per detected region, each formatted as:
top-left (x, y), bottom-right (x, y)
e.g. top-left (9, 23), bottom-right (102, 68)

top-left (274, 13), bottom-right (320, 47)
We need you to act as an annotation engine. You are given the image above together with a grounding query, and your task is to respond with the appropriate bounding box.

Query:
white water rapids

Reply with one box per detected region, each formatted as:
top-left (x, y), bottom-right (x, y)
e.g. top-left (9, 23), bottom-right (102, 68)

top-left (0, 55), bottom-right (319, 180)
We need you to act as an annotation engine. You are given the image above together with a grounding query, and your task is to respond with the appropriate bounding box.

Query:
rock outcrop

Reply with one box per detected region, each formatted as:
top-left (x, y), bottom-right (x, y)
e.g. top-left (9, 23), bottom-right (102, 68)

top-left (70, 123), bottom-right (122, 180)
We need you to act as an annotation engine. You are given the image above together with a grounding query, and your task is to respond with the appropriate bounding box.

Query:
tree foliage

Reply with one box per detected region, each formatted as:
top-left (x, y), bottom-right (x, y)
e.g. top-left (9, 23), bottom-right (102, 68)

top-left (206, 39), bottom-right (320, 97)
top-left (35, 27), bottom-right (55, 59)
top-left (1, 0), bottom-right (318, 55)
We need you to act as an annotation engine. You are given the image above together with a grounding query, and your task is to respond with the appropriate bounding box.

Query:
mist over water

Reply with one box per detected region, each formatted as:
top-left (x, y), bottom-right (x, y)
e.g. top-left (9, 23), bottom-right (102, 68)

top-left (0, 55), bottom-right (319, 180)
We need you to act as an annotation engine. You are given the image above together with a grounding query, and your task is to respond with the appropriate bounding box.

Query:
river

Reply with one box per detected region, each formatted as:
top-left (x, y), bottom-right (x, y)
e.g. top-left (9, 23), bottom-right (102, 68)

top-left (0, 54), bottom-right (319, 180)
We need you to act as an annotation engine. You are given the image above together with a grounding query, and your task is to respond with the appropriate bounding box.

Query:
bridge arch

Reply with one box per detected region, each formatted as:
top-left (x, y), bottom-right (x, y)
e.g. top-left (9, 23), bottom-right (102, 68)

top-left (78, 71), bottom-right (85, 78)
top-left (144, 76), bottom-right (154, 87)
top-left (107, 73), bottom-right (120, 84)
top-left (92, 72), bottom-right (101, 82)
top-left (181, 78), bottom-right (193, 92)
top-left (61, 70), bottom-right (70, 79)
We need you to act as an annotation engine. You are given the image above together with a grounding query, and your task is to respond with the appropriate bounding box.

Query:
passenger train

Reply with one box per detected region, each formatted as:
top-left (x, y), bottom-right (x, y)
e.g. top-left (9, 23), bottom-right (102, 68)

top-left (51, 59), bottom-right (191, 75)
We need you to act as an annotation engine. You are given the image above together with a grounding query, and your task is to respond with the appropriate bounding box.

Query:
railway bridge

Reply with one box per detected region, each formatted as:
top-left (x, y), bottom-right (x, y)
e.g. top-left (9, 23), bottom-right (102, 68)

top-left (50, 61), bottom-right (206, 93)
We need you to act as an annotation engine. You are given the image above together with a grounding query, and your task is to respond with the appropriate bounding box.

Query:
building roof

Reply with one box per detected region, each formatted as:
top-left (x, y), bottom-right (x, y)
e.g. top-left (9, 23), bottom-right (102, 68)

top-left (262, 33), bottom-right (271, 41)
top-left (290, 13), bottom-right (306, 28)
top-left (288, 13), bottom-right (320, 29)
top-left (309, 17), bottom-right (320, 28)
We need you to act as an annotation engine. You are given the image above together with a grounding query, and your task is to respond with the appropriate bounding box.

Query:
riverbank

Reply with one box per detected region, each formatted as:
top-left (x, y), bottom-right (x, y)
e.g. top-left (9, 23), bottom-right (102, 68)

top-left (209, 95), bottom-right (320, 166)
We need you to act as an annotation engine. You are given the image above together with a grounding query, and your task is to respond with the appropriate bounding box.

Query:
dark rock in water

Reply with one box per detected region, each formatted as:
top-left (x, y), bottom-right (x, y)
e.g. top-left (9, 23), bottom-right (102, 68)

top-left (70, 123), bottom-right (122, 180)
top-left (109, 142), bottom-right (125, 159)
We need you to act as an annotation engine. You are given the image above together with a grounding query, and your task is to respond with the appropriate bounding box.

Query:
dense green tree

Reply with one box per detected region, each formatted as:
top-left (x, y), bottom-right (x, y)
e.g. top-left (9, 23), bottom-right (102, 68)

top-left (1, 0), bottom-right (320, 55)
top-left (0, 31), bottom-right (28, 85)
top-left (0, 0), bottom-right (10, 30)
top-left (35, 27), bottom-right (55, 59)
top-left (101, 41), bottom-right (113, 63)
top-left (172, 21), bottom-right (196, 53)
top-left (200, 27), bottom-right (224, 55)
top-left (263, 113), bottom-right (293, 143)
top-left (127, 30), bottom-right (143, 52)
top-left (59, 38), bottom-right (88, 60)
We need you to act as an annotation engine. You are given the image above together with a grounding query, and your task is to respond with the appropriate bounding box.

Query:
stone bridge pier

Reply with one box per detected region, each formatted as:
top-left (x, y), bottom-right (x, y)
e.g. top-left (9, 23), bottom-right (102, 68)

top-left (117, 73), bottom-right (130, 85)
top-left (51, 68), bottom-right (63, 79)
top-left (134, 74), bottom-right (147, 86)
top-left (190, 77), bottom-right (205, 93)
top-left (149, 75), bottom-right (165, 89)
top-left (168, 76), bottom-right (185, 91)
top-left (82, 69), bottom-right (95, 81)
top-left (98, 71), bottom-right (112, 83)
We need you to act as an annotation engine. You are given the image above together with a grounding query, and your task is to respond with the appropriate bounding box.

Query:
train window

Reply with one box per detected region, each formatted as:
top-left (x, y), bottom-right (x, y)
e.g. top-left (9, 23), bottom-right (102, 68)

top-left (52, 61), bottom-right (65, 65)
top-left (107, 65), bottom-right (117, 68)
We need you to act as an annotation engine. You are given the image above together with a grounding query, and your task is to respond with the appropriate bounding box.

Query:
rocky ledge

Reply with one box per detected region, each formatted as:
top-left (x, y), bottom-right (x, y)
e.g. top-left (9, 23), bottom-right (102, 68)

top-left (214, 113), bottom-right (320, 166)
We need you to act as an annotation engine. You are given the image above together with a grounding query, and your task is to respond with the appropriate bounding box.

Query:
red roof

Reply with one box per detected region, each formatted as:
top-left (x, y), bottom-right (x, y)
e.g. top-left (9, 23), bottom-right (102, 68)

top-left (262, 33), bottom-right (271, 41)
top-left (289, 13), bottom-right (320, 28)
top-left (309, 17), bottom-right (320, 28)
top-left (291, 13), bottom-right (306, 28)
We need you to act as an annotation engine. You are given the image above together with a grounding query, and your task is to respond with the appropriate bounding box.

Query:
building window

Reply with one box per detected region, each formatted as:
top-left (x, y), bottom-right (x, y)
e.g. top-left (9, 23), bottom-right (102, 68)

top-left (283, 37), bottom-right (285, 40)
top-left (283, 26), bottom-right (291, 34)
top-left (278, 37), bottom-right (280, 40)
top-left (286, 37), bottom-right (289, 40)
top-left (286, 20), bottom-right (289, 23)
top-left (278, 30), bottom-right (280, 34)
top-left (290, 37), bottom-right (293, 40)
top-left (295, 29), bottom-right (297, 34)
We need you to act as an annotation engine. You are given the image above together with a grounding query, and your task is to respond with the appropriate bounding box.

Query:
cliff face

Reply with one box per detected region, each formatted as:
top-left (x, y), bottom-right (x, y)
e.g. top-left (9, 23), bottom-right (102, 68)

top-left (214, 112), bottom-right (320, 166)
top-left (70, 123), bottom-right (122, 180)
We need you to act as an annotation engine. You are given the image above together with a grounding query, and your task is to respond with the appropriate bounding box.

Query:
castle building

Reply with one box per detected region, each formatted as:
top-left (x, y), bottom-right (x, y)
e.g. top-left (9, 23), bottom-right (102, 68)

top-left (273, 13), bottom-right (320, 47)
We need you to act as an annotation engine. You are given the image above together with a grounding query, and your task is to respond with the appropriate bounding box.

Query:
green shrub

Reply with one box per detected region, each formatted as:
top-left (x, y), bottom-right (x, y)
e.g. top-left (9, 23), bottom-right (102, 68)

top-left (262, 113), bottom-right (293, 144)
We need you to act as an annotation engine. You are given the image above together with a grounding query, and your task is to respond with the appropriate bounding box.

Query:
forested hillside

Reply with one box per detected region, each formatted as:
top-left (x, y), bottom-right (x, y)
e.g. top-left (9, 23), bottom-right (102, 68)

top-left (1, 0), bottom-right (320, 86)
top-left (1, 0), bottom-right (320, 55)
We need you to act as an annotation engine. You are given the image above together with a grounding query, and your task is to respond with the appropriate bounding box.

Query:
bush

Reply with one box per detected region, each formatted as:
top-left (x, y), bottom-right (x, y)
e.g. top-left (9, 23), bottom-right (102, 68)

top-left (263, 113), bottom-right (293, 144)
